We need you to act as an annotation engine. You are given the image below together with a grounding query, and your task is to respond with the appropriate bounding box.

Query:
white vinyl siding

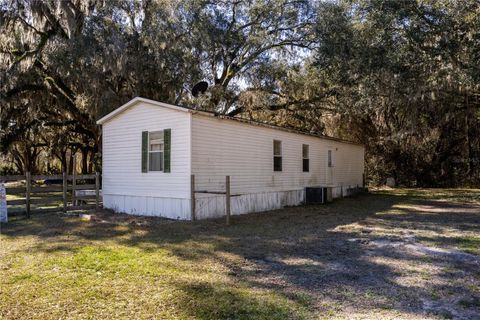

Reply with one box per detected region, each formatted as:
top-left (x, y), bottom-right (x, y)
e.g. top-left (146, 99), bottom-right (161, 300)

top-left (191, 114), bottom-right (364, 196)
top-left (100, 98), bottom-right (364, 219)
top-left (102, 102), bottom-right (191, 200)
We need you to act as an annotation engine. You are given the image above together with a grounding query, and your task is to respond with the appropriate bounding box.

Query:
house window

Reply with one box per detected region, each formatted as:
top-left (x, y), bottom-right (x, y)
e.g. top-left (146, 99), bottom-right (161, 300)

top-left (273, 140), bottom-right (282, 171)
top-left (328, 149), bottom-right (333, 167)
top-left (302, 144), bottom-right (309, 172)
top-left (149, 131), bottom-right (164, 171)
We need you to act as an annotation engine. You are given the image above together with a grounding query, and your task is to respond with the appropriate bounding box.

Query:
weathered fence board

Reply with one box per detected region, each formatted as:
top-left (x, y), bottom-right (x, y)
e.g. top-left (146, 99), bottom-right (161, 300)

top-left (95, 172), bottom-right (100, 211)
top-left (7, 197), bottom-right (64, 206)
top-left (192, 174), bottom-right (232, 226)
top-left (8, 207), bottom-right (62, 216)
top-left (63, 172), bottom-right (67, 213)
top-left (75, 195), bottom-right (96, 200)
top-left (31, 186), bottom-right (63, 193)
top-left (32, 174), bottom-right (64, 180)
top-left (70, 174), bottom-right (96, 180)
top-left (72, 157), bottom-right (77, 208)
top-left (0, 174), bottom-right (97, 181)
top-left (31, 197), bottom-right (64, 204)
top-left (26, 172), bottom-right (31, 218)
top-left (6, 199), bottom-right (25, 206)
top-left (2, 169), bottom-right (102, 218)
top-left (5, 185), bottom-right (94, 194)
top-left (67, 204), bottom-right (96, 211)
top-left (0, 175), bottom-right (25, 181)
top-left (74, 184), bottom-right (96, 190)
top-left (4, 187), bottom-right (26, 194)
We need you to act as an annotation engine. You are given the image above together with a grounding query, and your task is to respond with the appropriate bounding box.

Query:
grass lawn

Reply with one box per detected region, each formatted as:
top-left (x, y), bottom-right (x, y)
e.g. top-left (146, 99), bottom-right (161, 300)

top-left (1, 188), bottom-right (479, 319)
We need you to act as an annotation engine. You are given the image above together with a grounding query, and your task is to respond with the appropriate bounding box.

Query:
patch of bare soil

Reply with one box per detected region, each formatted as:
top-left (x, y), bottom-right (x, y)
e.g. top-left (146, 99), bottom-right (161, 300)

top-left (360, 238), bottom-right (479, 319)
top-left (79, 209), bottom-right (177, 226)
top-left (221, 194), bottom-right (480, 319)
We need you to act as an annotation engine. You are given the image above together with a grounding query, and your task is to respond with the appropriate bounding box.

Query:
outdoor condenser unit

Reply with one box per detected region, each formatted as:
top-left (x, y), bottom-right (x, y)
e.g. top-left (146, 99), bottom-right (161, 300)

top-left (305, 187), bottom-right (333, 204)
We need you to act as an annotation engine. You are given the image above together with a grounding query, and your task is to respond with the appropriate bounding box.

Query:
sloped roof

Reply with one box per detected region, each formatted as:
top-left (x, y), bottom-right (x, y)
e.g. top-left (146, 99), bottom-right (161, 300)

top-left (97, 97), bottom-right (363, 146)
top-left (96, 97), bottom-right (189, 124)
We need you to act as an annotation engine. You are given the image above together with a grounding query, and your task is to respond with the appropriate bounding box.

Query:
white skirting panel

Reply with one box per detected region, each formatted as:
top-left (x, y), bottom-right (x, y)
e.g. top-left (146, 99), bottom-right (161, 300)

top-left (331, 184), bottom-right (363, 198)
top-left (103, 194), bottom-right (191, 220)
top-left (103, 186), bottom-right (363, 221)
top-left (195, 189), bottom-right (305, 220)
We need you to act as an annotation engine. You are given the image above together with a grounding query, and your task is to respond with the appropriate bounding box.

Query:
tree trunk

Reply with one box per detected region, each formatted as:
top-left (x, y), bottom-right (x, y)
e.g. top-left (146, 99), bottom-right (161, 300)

top-left (88, 150), bottom-right (93, 173)
top-left (61, 150), bottom-right (68, 173)
top-left (81, 147), bottom-right (88, 174)
top-left (68, 152), bottom-right (74, 175)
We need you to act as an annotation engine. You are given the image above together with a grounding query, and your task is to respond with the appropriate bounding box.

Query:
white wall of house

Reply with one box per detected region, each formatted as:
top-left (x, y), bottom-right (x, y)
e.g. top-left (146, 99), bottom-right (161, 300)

top-left (99, 98), bottom-right (364, 220)
top-left (191, 113), bottom-right (365, 219)
top-left (101, 101), bottom-right (192, 219)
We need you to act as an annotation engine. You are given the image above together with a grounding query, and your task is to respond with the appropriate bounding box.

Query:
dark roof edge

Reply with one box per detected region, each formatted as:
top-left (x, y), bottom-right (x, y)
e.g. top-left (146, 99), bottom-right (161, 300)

top-left (188, 108), bottom-right (364, 147)
top-left (97, 97), bottom-right (364, 147)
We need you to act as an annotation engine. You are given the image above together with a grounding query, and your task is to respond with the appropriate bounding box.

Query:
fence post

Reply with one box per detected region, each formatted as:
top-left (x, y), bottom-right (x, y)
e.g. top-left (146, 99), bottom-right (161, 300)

top-left (190, 174), bottom-right (196, 221)
top-left (95, 172), bottom-right (100, 211)
top-left (72, 155), bottom-right (77, 206)
top-left (25, 172), bottom-right (31, 218)
top-left (225, 175), bottom-right (231, 226)
top-left (62, 172), bottom-right (67, 213)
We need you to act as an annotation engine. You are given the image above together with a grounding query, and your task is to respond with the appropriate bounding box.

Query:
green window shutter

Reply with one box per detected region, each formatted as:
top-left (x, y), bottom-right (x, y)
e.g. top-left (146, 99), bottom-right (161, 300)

top-left (141, 131), bottom-right (148, 173)
top-left (164, 128), bottom-right (171, 173)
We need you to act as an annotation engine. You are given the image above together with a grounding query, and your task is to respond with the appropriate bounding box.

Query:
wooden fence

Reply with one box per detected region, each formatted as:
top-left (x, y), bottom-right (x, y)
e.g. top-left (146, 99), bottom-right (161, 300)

top-left (191, 174), bottom-right (231, 225)
top-left (0, 171), bottom-right (101, 218)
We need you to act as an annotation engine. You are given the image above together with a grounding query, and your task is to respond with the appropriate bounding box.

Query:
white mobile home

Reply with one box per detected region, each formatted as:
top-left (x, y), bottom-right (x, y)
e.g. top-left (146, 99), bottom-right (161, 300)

top-left (97, 97), bottom-right (365, 220)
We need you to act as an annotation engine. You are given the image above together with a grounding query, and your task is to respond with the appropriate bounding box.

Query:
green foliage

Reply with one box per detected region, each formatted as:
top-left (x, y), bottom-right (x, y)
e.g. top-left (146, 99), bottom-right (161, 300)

top-left (0, 0), bottom-right (479, 186)
top-left (308, 0), bottom-right (480, 186)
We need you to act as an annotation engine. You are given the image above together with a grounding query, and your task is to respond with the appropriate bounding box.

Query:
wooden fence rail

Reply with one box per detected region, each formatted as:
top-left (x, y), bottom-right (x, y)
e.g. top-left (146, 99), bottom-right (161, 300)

top-left (5, 185), bottom-right (96, 195)
top-left (191, 174), bottom-right (231, 225)
top-left (0, 171), bottom-right (101, 218)
top-left (0, 174), bottom-right (97, 181)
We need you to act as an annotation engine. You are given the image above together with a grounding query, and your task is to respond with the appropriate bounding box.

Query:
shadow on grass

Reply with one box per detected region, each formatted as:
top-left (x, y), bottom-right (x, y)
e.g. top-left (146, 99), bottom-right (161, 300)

top-left (1, 190), bottom-right (480, 318)
top-left (170, 280), bottom-right (310, 320)
top-left (374, 187), bottom-right (480, 204)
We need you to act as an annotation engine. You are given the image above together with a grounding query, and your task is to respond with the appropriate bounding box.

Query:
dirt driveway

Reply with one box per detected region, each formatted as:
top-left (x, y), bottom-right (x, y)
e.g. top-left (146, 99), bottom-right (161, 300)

top-left (1, 188), bottom-right (479, 319)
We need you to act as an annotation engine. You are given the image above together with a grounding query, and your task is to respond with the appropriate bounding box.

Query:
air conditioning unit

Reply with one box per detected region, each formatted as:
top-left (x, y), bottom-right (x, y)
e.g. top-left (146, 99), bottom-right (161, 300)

top-left (305, 187), bottom-right (332, 204)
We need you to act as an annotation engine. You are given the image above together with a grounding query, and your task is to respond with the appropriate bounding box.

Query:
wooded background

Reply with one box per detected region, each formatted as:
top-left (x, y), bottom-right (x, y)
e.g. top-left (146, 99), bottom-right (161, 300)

top-left (1, 0), bottom-right (479, 187)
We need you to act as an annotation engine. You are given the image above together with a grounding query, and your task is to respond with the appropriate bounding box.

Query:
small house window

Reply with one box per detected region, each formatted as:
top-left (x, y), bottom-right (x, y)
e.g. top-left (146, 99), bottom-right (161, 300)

top-left (328, 149), bottom-right (333, 167)
top-left (273, 140), bottom-right (282, 171)
top-left (149, 131), bottom-right (164, 171)
top-left (302, 144), bottom-right (309, 172)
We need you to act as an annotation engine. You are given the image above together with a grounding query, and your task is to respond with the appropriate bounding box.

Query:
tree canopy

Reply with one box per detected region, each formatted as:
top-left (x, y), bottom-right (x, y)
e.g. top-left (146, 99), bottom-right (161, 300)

top-left (1, 0), bottom-right (479, 186)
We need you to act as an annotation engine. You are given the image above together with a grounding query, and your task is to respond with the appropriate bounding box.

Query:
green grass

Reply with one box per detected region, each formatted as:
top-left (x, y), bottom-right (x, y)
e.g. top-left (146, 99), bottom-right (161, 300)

top-left (455, 236), bottom-right (480, 255)
top-left (1, 240), bottom-right (306, 319)
top-left (1, 188), bottom-right (479, 319)
top-left (458, 297), bottom-right (480, 309)
top-left (1, 220), bottom-right (309, 319)
top-left (373, 187), bottom-right (480, 203)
